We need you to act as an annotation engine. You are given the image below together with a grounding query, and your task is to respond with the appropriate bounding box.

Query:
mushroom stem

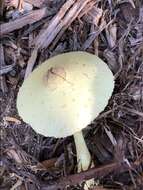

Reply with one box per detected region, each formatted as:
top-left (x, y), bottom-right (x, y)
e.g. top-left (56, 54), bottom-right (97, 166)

top-left (74, 131), bottom-right (94, 188)
top-left (74, 131), bottom-right (93, 172)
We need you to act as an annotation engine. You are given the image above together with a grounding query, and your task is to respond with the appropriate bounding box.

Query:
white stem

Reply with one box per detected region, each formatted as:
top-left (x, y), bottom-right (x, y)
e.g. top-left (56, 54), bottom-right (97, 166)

top-left (74, 131), bottom-right (95, 189)
top-left (74, 131), bottom-right (92, 172)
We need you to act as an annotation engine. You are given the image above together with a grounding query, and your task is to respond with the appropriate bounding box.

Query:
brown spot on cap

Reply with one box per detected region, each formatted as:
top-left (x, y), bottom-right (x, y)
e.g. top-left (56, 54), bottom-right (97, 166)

top-left (43, 67), bottom-right (66, 90)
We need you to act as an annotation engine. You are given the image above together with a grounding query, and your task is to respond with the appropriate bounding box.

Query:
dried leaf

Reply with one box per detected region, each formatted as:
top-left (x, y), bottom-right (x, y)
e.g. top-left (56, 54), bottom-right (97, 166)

top-left (38, 158), bottom-right (57, 169)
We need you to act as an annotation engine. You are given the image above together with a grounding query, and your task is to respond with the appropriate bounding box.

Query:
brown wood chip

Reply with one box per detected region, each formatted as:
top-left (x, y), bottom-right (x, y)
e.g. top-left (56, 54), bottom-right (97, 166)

top-left (1, 8), bottom-right (50, 36)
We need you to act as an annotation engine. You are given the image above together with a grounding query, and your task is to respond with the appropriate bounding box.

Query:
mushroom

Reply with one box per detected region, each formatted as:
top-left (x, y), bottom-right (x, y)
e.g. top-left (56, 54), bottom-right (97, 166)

top-left (17, 51), bottom-right (114, 188)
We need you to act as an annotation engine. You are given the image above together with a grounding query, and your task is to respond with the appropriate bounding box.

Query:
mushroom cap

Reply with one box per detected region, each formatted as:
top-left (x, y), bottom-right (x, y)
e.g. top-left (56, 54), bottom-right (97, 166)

top-left (17, 51), bottom-right (114, 138)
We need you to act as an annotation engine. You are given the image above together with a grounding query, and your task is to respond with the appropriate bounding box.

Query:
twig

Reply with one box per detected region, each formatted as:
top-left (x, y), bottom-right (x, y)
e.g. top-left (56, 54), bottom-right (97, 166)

top-left (41, 161), bottom-right (129, 190)
top-left (0, 8), bottom-right (51, 36)
top-left (0, 0), bottom-right (4, 18)
top-left (0, 43), bottom-right (8, 92)
top-left (41, 157), bottom-right (143, 190)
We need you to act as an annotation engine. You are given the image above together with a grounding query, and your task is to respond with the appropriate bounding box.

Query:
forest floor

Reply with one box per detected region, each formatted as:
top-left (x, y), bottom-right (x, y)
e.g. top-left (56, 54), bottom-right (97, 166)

top-left (0, 0), bottom-right (143, 190)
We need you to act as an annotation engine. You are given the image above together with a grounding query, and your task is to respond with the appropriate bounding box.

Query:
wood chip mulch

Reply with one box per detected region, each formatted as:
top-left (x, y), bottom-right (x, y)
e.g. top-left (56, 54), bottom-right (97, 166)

top-left (0, 0), bottom-right (143, 190)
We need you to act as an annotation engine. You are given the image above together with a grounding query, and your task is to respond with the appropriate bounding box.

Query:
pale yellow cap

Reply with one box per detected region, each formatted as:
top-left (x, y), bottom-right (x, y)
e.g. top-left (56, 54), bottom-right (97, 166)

top-left (17, 51), bottom-right (114, 137)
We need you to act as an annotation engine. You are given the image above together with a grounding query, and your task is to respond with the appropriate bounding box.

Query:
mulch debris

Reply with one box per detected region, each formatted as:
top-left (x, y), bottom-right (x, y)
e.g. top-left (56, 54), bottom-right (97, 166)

top-left (0, 0), bottom-right (143, 189)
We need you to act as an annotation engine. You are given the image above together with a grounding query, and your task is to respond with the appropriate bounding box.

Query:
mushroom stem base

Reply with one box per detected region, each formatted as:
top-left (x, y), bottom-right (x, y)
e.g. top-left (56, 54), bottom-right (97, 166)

top-left (74, 131), bottom-right (92, 172)
top-left (74, 131), bottom-right (94, 189)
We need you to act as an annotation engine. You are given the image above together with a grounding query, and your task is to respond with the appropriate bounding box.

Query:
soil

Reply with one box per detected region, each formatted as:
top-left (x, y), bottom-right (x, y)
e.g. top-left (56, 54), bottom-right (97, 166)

top-left (0, 0), bottom-right (143, 190)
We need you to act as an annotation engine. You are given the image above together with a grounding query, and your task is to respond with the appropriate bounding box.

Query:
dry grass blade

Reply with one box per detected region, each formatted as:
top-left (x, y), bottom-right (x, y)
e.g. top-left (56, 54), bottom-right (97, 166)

top-left (0, 8), bottom-right (50, 36)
